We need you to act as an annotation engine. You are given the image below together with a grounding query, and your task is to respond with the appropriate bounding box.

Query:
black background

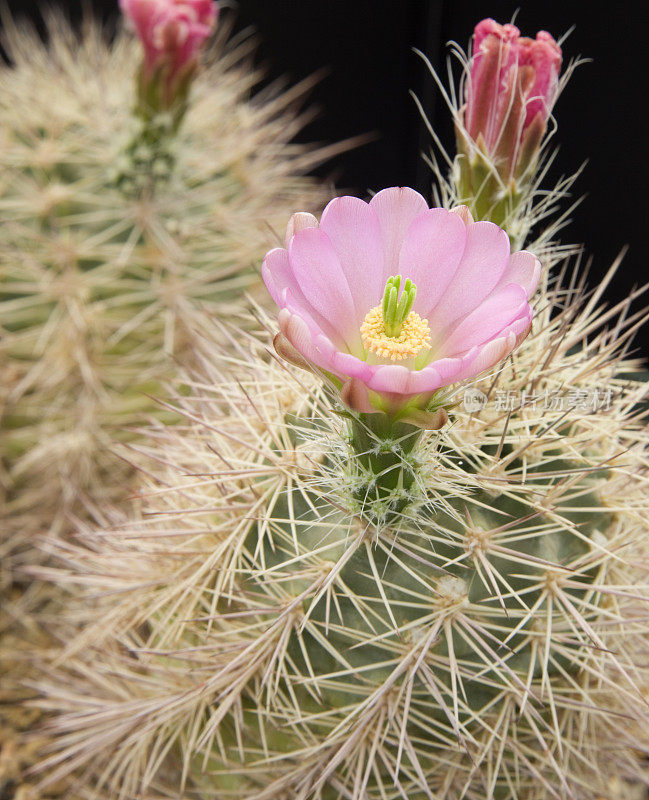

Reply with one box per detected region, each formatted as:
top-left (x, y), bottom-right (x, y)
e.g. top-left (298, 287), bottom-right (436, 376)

top-left (3, 1), bottom-right (648, 354)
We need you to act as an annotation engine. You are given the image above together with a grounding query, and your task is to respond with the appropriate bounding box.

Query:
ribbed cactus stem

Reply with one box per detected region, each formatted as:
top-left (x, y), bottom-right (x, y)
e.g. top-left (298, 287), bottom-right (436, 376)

top-left (348, 413), bottom-right (423, 523)
top-left (34, 299), bottom-right (649, 799)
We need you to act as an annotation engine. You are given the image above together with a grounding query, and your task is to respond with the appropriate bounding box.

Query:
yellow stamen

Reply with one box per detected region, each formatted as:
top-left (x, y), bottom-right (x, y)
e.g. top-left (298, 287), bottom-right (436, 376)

top-left (360, 306), bottom-right (431, 362)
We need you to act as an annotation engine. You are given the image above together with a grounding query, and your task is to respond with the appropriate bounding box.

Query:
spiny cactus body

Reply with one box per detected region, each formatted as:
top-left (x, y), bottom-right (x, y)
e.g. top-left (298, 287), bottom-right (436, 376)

top-left (37, 258), bottom-right (649, 798)
top-left (0, 10), bottom-right (335, 560)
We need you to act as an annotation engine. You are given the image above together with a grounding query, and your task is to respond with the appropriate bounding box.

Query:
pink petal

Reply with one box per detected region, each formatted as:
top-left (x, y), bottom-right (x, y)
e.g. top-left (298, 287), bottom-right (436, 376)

top-left (330, 352), bottom-right (423, 396)
top-left (510, 309), bottom-right (533, 340)
top-left (438, 309), bottom-right (531, 385)
top-left (466, 20), bottom-right (521, 147)
top-left (453, 307), bottom-right (532, 382)
top-left (428, 353), bottom-right (475, 383)
top-left (450, 204), bottom-right (475, 226)
top-left (473, 18), bottom-right (521, 56)
top-left (366, 364), bottom-right (412, 394)
top-left (285, 294), bottom-right (340, 347)
top-left (429, 221), bottom-right (511, 331)
top-left (397, 208), bottom-right (468, 318)
top-left (331, 351), bottom-right (373, 383)
top-left (369, 187), bottom-right (430, 277)
top-left (456, 331), bottom-right (517, 380)
top-left (279, 310), bottom-right (325, 369)
top-left (518, 31), bottom-right (562, 128)
top-left (319, 196), bottom-right (385, 323)
top-left (496, 250), bottom-right (542, 299)
top-left (406, 362), bottom-right (458, 395)
top-left (279, 310), bottom-right (339, 376)
top-left (285, 212), bottom-right (319, 248)
top-left (262, 247), bottom-right (293, 308)
top-left (263, 247), bottom-right (343, 345)
top-left (288, 227), bottom-right (360, 350)
top-left (442, 284), bottom-right (528, 355)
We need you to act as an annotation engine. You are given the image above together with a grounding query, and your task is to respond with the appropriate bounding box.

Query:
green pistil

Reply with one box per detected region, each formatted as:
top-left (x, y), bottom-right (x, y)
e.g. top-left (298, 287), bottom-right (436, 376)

top-left (381, 275), bottom-right (417, 337)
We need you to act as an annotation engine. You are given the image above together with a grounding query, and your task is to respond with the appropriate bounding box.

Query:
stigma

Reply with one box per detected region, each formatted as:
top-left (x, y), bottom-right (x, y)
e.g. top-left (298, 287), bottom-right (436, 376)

top-left (360, 274), bottom-right (431, 361)
top-left (361, 306), bottom-right (431, 361)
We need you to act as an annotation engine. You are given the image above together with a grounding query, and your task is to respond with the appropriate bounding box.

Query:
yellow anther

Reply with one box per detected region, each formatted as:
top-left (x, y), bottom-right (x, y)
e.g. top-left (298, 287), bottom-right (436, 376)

top-left (360, 306), bottom-right (431, 362)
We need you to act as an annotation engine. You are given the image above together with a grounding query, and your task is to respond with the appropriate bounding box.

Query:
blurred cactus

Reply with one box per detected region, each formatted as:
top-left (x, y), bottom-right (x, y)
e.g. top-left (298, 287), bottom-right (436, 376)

top-left (0, 7), bottom-right (339, 566)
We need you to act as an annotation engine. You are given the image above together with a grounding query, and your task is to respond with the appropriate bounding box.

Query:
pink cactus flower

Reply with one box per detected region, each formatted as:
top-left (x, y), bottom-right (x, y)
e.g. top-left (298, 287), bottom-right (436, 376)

top-left (263, 187), bottom-right (541, 416)
top-left (120, 0), bottom-right (218, 80)
top-left (463, 18), bottom-right (562, 181)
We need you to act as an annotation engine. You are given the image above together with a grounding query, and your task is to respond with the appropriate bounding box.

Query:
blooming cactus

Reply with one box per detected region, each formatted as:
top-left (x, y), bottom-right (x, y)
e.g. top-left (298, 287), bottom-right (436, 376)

top-left (263, 187), bottom-right (541, 419)
top-left (23, 10), bottom-right (649, 799)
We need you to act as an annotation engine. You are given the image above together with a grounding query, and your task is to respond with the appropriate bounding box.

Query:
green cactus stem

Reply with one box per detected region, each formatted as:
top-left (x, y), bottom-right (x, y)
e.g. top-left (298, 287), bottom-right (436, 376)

top-left (347, 412), bottom-right (423, 523)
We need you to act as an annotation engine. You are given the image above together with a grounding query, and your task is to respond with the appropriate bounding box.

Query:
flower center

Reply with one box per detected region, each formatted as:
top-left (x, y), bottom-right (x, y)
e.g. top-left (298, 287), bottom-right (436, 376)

top-left (360, 275), bottom-right (431, 362)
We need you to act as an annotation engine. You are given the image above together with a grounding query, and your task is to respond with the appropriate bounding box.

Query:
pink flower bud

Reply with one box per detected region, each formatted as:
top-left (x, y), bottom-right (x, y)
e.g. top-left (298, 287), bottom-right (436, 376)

top-left (463, 18), bottom-right (562, 182)
top-left (120, 0), bottom-right (218, 85)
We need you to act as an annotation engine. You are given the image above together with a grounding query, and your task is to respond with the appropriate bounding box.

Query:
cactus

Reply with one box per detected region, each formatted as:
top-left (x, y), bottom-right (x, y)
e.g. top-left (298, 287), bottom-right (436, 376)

top-left (36, 269), bottom-right (649, 799)
top-left (27, 13), bottom-right (649, 800)
top-left (0, 7), bottom-right (336, 562)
